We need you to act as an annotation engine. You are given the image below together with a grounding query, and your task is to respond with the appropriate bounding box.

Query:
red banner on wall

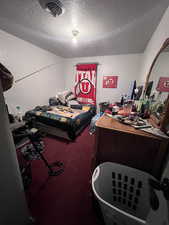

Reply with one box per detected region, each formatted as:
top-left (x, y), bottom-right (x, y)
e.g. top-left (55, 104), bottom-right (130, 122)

top-left (75, 64), bottom-right (97, 105)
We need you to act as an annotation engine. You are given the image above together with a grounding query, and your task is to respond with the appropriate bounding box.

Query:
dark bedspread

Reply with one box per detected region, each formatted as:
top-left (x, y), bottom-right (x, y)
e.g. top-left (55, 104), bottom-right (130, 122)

top-left (24, 105), bottom-right (96, 139)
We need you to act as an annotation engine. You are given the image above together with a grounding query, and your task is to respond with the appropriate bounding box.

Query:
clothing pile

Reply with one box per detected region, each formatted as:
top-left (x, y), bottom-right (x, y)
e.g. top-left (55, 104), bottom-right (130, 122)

top-left (49, 90), bottom-right (80, 107)
top-left (20, 140), bottom-right (44, 161)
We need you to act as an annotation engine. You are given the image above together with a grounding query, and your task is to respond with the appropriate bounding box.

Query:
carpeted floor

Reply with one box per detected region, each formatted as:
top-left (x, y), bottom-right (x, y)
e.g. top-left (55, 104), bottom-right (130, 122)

top-left (26, 127), bottom-right (103, 225)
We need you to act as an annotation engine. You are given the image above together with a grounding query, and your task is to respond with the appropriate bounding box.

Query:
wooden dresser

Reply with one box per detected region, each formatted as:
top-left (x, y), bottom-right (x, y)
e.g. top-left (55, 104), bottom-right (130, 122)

top-left (93, 114), bottom-right (169, 179)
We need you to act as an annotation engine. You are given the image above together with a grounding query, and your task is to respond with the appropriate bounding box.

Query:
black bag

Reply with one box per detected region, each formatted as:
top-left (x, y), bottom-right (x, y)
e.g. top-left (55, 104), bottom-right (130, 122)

top-left (0, 63), bottom-right (14, 91)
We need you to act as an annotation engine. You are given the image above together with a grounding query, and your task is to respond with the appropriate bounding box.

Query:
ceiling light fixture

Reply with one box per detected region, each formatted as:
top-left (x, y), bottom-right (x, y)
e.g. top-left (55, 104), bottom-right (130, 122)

top-left (72, 30), bottom-right (79, 44)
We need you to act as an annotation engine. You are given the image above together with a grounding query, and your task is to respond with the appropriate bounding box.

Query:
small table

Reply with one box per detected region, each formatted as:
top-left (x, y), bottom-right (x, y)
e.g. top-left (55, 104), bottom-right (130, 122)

top-left (93, 114), bottom-right (169, 179)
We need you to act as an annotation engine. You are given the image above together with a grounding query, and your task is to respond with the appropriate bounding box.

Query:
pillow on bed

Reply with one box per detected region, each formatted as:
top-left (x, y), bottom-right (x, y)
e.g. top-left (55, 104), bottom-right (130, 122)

top-left (58, 90), bottom-right (72, 105)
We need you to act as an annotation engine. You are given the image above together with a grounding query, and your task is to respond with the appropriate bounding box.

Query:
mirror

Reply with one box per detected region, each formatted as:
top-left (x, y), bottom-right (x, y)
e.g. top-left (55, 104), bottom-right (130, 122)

top-left (144, 38), bottom-right (169, 133)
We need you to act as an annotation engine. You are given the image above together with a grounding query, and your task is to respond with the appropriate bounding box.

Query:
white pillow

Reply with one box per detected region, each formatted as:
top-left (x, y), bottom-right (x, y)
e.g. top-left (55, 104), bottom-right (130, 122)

top-left (58, 90), bottom-right (72, 104)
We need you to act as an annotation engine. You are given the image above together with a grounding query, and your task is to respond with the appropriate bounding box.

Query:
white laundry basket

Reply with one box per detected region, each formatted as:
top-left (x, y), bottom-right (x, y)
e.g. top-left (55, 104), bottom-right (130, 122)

top-left (92, 162), bottom-right (157, 225)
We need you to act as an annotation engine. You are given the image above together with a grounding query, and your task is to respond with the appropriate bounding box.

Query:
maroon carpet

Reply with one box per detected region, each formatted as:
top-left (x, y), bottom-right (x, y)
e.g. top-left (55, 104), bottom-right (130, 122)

top-left (27, 127), bottom-right (103, 225)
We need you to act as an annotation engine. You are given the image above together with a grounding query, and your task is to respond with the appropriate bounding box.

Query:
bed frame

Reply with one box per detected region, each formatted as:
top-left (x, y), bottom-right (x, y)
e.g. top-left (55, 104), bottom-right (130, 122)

top-left (33, 121), bottom-right (90, 141)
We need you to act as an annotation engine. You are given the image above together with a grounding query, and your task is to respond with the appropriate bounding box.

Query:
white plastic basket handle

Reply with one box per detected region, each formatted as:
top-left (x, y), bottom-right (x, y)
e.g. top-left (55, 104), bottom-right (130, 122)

top-left (92, 167), bottom-right (100, 182)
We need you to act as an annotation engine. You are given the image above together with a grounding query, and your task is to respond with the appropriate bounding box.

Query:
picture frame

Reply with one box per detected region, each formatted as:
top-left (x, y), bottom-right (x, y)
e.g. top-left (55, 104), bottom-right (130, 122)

top-left (103, 76), bottom-right (118, 88)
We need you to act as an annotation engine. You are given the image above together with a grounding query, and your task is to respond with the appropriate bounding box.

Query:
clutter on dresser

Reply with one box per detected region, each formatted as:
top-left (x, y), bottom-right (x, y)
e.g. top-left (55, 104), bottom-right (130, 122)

top-left (142, 126), bottom-right (169, 139)
top-left (100, 89), bottom-right (168, 138)
top-left (117, 115), bottom-right (152, 129)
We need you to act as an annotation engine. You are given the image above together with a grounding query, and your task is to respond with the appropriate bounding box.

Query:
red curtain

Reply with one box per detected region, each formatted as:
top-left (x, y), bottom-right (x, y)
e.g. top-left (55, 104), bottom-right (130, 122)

top-left (75, 64), bottom-right (97, 105)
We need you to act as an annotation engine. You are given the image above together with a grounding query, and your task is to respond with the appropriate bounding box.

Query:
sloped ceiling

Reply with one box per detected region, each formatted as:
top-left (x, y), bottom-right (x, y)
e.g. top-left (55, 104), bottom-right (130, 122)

top-left (0, 0), bottom-right (168, 58)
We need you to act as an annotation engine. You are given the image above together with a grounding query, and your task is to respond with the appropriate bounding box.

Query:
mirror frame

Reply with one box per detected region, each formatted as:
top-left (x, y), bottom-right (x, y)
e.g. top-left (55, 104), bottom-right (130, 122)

top-left (144, 38), bottom-right (169, 133)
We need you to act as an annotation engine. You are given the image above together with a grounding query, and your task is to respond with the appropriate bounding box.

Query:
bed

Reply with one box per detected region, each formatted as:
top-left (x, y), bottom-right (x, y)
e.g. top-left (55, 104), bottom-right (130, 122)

top-left (24, 105), bottom-right (96, 140)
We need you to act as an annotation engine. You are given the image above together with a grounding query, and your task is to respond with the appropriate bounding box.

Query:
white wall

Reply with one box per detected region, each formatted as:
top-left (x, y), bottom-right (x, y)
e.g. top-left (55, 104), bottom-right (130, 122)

top-left (139, 5), bottom-right (169, 84)
top-left (0, 29), bottom-right (64, 114)
top-left (64, 54), bottom-right (142, 105)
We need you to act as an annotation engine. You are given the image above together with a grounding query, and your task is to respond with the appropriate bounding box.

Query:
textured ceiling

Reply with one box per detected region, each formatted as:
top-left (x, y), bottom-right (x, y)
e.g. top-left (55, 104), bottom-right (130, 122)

top-left (0, 0), bottom-right (168, 58)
